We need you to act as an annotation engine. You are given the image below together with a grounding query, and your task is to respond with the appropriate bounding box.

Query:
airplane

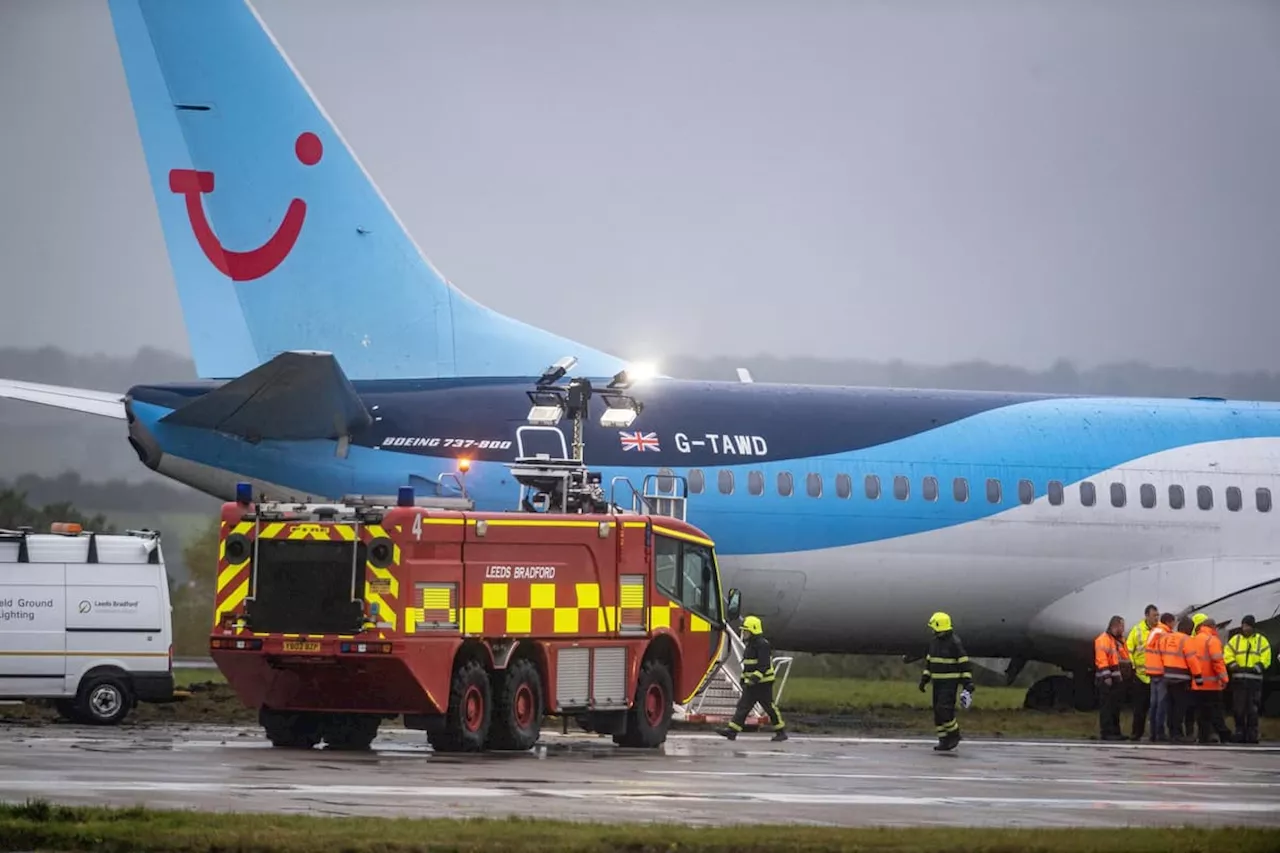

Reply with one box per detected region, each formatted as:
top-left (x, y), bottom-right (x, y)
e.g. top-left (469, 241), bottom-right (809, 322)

top-left (2, 0), bottom-right (1278, 715)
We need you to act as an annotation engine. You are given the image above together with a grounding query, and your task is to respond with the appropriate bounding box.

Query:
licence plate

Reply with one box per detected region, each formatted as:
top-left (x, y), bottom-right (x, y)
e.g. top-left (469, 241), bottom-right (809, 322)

top-left (282, 641), bottom-right (321, 652)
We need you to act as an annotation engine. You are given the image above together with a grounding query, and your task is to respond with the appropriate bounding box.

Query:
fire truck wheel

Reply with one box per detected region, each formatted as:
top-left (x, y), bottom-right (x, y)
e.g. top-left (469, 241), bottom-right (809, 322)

top-left (614, 658), bottom-right (674, 748)
top-left (489, 658), bottom-right (543, 751)
top-left (260, 708), bottom-right (323, 749)
top-left (320, 713), bottom-right (381, 751)
top-left (429, 659), bottom-right (492, 752)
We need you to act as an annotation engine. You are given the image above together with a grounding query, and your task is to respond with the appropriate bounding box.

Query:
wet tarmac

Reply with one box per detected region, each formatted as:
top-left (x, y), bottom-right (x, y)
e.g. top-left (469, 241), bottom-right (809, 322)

top-left (0, 724), bottom-right (1277, 828)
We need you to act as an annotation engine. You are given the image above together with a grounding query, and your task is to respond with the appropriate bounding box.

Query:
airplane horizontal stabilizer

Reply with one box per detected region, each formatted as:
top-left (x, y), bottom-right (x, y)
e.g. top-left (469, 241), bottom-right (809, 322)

top-left (160, 351), bottom-right (370, 441)
top-left (0, 380), bottom-right (126, 419)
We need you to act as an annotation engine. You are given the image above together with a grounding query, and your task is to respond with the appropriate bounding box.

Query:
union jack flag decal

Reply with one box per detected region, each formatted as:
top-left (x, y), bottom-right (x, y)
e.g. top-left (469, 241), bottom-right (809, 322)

top-left (619, 431), bottom-right (661, 452)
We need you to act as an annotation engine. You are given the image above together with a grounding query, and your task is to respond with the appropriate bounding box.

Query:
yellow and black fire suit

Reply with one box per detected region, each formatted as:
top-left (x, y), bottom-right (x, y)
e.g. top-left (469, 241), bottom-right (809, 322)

top-left (717, 615), bottom-right (787, 741)
top-left (919, 613), bottom-right (974, 751)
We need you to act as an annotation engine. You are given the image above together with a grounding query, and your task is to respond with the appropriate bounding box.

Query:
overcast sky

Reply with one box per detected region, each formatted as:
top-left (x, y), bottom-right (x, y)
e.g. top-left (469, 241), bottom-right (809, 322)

top-left (1, 0), bottom-right (1278, 374)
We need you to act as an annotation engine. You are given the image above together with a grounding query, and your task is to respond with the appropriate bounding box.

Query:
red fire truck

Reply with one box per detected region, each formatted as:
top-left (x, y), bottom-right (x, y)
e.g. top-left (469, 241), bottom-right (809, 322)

top-left (210, 432), bottom-right (741, 751)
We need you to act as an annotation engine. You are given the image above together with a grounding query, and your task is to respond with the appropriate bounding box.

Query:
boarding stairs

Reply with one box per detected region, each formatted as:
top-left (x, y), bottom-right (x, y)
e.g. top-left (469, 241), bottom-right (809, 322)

top-left (674, 620), bottom-right (793, 727)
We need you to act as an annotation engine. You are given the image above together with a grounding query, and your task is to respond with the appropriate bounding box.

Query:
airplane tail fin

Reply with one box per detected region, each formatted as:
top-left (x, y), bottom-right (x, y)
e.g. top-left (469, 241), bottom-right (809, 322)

top-left (106, 0), bottom-right (625, 381)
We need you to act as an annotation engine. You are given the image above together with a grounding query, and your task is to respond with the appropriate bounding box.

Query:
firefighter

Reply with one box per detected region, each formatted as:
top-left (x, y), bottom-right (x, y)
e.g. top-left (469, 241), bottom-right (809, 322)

top-left (1224, 615), bottom-right (1272, 744)
top-left (1187, 614), bottom-right (1233, 744)
top-left (715, 615), bottom-right (788, 742)
top-left (1125, 604), bottom-right (1160, 741)
top-left (1143, 612), bottom-right (1175, 741)
top-left (918, 611), bottom-right (974, 752)
top-left (1094, 615), bottom-right (1130, 741)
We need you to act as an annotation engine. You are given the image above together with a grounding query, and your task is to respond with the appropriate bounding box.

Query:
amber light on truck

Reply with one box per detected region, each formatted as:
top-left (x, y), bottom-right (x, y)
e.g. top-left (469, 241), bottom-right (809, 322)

top-left (210, 637), bottom-right (264, 651)
top-left (340, 641), bottom-right (392, 654)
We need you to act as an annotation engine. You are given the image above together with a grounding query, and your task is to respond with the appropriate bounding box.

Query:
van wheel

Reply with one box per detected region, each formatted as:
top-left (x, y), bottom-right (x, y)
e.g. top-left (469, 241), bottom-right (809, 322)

top-left (613, 658), bottom-right (673, 748)
top-left (76, 674), bottom-right (133, 725)
top-left (429, 659), bottom-right (491, 753)
top-left (488, 658), bottom-right (543, 751)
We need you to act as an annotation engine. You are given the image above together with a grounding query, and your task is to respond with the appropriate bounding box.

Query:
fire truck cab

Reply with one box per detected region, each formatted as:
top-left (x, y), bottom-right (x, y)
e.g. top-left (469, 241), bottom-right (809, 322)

top-left (210, 363), bottom-right (741, 752)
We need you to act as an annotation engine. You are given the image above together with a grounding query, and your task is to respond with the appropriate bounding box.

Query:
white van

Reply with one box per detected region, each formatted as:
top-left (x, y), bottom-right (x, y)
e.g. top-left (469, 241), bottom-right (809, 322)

top-left (0, 525), bottom-right (175, 724)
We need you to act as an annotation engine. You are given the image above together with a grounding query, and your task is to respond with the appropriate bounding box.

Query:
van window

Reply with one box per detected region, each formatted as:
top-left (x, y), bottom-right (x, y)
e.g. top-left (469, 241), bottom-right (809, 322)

top-left (835, 473), bottom-right (852, 499)
top-left (1227, 486), bottom-right (1242, 512)
top-left (748, 470), bottom-right (764, 496)
top-left (986, 478), bottom-right (1002, 504)
top-left (865, 475), bottom-right (881, 500)
top-left (894, 475), bottom-right (910, 501)
top-left (922, 476), bottom-right (939, 502)
top-left (806, 473), bottom-right (822, 498)
top-left (688, 469), bottom-right (705, 495)
top-left (1018, 479), bottom-right (1034, 505)
top-left (1140, 484), bottom-right (1156, 509)
top-left (1111, 483), bottom-right (1126, 508)
top-left (1169, 485), bottom-right (1185, 510)
top-left (953, 477), bottom-right (969, 502)
top-left (1080, 481), bottom-right (1096, 507)
top-left (1197, 486), bottom-right (1213, 511)
top-left (717, 470), bottom-right (734, 495)
top-left (776, 471), bottom-right (793, 497)
top-left (1048, 481), bottom-right (1064, 506)
top-left (1257, 488), bottom-right (1272, 513)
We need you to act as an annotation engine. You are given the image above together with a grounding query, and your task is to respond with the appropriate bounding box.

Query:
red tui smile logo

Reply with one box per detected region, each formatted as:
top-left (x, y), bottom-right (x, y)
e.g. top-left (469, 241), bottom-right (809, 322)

top-left (168, 132), bottom-right (323, 281)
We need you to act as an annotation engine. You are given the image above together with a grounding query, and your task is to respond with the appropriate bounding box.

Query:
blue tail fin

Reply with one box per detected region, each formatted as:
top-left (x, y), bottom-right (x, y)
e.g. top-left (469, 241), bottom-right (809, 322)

top-left (106, 0), bottom-right (625, 381)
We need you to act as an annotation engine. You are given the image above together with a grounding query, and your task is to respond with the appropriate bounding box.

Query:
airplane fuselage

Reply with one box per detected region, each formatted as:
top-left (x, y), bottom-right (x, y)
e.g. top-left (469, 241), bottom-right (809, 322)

top-left (123, 376), bottom-right (1280, 671)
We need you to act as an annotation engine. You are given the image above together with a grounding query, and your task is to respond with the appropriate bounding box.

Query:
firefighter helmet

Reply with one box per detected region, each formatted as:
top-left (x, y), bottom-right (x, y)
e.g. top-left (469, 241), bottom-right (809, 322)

top-left (927, 611), bottom-right (953, 633)
top-left (741, 615), bottom-right (763, 636)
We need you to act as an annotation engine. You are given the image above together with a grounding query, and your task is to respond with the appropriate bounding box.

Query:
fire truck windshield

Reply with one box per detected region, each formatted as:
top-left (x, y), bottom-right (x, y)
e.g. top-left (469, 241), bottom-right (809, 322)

top-left (653, 535), bottom-right (721, 624)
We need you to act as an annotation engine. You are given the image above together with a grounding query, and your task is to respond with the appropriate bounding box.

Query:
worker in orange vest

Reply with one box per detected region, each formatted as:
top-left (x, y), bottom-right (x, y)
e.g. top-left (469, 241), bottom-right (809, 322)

top-left (1143, 612), bottom-right (1174, 741)
top-left (1187, 614), bottom-right (1233, 744)
top-left (1161, 615), bottom-right (1197, 742)
top-left (1094, 615), bottom-right (1131, 740)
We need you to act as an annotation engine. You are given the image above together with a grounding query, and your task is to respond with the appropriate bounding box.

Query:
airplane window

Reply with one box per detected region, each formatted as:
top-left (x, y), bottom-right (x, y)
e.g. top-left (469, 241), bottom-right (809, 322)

top-left (1197, 485), bottom-right (1213, 511)
top-left (1257, 488), bottom-right (1272, 513)
top-left (836, 473), bottom-right (852, 499)
top-left (718, 470), bottom-right (734, 495)
top-left (922, 476), bottom-right (938, 502)
top-left (1018, 479), bottom-right (1034, 505)
top-left (1227, 486), bottom-right (1242, 512)
top-left (776, 471), bottom-right (793, 497)
top-left (1048, 481), bottom-right (1064, 506)
top-left (1140, 484), bottom-right (1157, 509)
top-left (657, 467), bottom-right (676, 493)
top-left (953, 478), bottom-right (969, 502)
top-left (1169, 485), bottom-right (1185, 510)
top-left (865, 475), bottom-right (881, 500)
top-left (986, 479), bottom-right (1002, 504)
top-left (688, 469), bottom-right (705, 495)
top-left (894, 475), bottom-right (910, 501)
top-left (806, 473), bottom-right (823, 498)
top-left (748, 470), bottom-right (764, 496)
top-left (1080, 481), bottom-right (1096, 507)
top-left (1111, 483), bottom-right (1126, 508)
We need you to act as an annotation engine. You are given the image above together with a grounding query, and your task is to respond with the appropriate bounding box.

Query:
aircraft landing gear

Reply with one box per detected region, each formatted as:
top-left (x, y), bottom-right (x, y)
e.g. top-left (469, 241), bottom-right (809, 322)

top-left (1023, 671), bottom-right (1097, 712)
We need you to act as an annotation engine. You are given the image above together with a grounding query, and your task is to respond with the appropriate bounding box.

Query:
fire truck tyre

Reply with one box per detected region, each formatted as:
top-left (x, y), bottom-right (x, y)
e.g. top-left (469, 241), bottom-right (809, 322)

top-left (321, 713), bottom-right (381, 751)
top-left (429, 659), bottom-right (492, 753)
top-left (75, 673), bottom-right (134, 725)
top-left (260, 708), bottom-right (323, 749)
top-left (489, 658), bottom-right (543, 751)
top-left (614, 658), bottom-right (674, 748)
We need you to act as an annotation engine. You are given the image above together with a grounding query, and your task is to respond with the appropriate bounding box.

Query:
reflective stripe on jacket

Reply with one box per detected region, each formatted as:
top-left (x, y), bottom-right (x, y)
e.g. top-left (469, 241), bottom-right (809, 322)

top-left (1143, 625), bottom-right (1167, 678)
top-left (1126, 621), bottom-right (1155, 684)
top-left (1224, 633), bottom-right (1272, 681)
top-left (1094, 632), bottom-right (1128, 680)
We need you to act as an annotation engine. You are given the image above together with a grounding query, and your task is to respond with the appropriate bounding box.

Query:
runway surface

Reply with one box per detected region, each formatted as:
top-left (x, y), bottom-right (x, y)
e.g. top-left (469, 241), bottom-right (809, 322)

top-left (0, 724), bottom-right (1278, 828)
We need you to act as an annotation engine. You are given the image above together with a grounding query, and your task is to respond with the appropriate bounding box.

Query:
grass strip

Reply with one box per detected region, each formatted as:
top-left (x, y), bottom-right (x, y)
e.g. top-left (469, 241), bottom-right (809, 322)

top-left (1, 801), bottom-right (1277, 853)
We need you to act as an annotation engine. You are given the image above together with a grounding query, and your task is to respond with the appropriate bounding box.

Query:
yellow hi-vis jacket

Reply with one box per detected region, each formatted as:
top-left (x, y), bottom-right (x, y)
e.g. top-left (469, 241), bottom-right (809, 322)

top-left (1126, 620), bottom-right (1157, 684)
top-left (1224, 632), bottom-right (1273, 681)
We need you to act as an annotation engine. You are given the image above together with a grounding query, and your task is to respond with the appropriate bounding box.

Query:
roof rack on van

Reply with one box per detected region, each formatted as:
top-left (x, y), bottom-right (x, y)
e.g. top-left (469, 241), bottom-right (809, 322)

top-left (0, 527), bottom-right (162, 565)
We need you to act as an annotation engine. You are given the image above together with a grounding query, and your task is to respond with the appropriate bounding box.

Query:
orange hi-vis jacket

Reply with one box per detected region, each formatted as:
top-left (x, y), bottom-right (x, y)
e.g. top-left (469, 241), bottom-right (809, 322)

top-left (1157, 629), bottom-right (1192, 683)
top-left (1094, 631), bottom-right (1129, 681)
top-left (1187, 626), bottom-right (1228, 692)
top-left (1143, 625), bottom-right (1168, 678)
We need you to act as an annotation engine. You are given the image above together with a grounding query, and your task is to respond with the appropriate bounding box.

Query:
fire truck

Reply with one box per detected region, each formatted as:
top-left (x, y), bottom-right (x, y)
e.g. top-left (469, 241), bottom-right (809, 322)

top-left (209, 362), bottom-right (743, 751)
